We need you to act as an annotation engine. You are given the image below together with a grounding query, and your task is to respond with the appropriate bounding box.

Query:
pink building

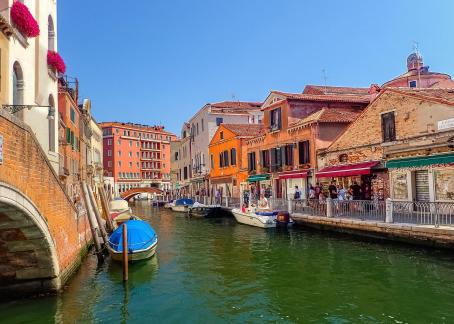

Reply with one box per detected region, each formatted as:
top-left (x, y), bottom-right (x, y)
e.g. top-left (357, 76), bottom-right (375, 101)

top-left (384, 52), bottom-right (454, 89)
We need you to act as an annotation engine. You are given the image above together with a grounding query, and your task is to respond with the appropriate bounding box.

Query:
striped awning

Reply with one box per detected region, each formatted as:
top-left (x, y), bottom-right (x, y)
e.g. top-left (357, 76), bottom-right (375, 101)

top-left (278, 170), bottom-right (308, 180)
top-left (386, 153), bottom-right (454, 169)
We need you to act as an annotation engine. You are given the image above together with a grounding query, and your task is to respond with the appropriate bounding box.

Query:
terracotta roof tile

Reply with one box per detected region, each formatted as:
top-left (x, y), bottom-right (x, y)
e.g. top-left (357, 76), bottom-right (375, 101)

top-left (221, 124), bottom-right (265, 138)
top-left (269, 91), bottom-right (371, 104)
top-left (288, 108), bottom-right (360, 129)
top-left (384, 87), bottom-right (454, 105)
top-left (210, 101), bottom-right (262, 109)
top-left (303, 85), bottom-right (370, 95)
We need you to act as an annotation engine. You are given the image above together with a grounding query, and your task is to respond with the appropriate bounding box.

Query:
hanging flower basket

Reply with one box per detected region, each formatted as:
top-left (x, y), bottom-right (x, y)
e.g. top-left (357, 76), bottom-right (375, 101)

top-left (47, 51), bottom-right (66, 74)
top-left (10, 1), bottom-right (40, 37)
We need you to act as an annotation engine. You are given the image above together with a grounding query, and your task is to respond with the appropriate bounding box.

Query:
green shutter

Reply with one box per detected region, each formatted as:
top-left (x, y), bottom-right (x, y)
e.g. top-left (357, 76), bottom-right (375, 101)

top-left (66, 128), bottom-right (71, 143)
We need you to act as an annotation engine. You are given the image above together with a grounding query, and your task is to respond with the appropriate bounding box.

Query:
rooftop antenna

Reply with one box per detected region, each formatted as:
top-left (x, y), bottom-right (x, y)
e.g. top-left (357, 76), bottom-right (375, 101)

top-left (322, 69), bottom-right (328, 92)
top-left (231, 93), bottom-right (240, 107)
top-left (413, 41), bottom-right (421, 88)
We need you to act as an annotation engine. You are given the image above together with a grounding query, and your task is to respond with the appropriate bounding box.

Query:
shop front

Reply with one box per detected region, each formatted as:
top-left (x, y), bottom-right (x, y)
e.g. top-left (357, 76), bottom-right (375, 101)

top-left (316, 161), bottom-right (388, 200)
top-left (278, 170), bottom-right (308, 199)
top-left (387, 153), bottom-right (454, 202)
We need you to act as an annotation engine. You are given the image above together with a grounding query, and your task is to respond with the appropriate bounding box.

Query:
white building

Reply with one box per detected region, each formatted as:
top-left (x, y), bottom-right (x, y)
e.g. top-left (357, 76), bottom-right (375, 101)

top-left (1, 0), bottom-right (60, 171)
top-left (182, 101), bottom-right (263, 195)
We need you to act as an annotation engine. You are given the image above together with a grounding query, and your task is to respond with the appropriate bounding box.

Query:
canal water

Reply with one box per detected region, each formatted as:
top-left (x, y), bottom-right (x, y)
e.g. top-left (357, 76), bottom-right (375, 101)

top-left (2, 202), bottom-right (454, 323)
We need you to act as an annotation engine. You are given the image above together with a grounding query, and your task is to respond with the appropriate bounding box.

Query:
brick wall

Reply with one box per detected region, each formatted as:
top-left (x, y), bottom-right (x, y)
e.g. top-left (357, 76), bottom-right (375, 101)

top-left (0, 110), bottom-right (91, 280)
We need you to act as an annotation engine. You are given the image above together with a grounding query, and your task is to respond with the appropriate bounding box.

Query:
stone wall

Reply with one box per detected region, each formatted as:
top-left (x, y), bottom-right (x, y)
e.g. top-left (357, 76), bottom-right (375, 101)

top-left (0, 109), bottom-right (92, 296)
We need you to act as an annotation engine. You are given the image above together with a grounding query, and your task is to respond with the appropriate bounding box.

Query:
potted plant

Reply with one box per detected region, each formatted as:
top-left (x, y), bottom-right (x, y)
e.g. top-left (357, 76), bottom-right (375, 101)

top-left (47, 51), bottom-right (66, 74)
top-left (10, 1), bottom-right (40, 37)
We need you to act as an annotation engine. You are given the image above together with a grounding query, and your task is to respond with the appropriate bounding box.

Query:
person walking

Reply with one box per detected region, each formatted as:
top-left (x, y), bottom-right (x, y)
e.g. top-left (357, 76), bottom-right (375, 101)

top-left (294, 185), bottom-right (302, 200)
top-left (350, 181), bottom-right (362, 200)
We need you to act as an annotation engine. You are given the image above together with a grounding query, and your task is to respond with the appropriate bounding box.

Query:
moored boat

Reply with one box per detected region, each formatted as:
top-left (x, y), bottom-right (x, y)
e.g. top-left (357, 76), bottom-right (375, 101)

top-left (171, 198), bottom-right (194, 213)
top-left (107, 220), bottom-right (158, 262)
top-left (188, 202), bottom-right (222, 218)
top-left (231, 208), bottom-right (294, 228)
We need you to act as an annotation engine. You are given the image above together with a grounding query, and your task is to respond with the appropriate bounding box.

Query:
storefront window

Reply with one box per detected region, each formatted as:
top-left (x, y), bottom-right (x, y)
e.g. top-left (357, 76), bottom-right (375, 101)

top-left (434, 169), bottom-right (454, 201)
top-left (391, 171), bottom-right (408, 200)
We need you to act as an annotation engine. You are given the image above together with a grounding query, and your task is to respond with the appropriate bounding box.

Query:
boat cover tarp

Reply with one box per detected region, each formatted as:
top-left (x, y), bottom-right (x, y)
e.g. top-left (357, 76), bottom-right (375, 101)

top-left (255, 211), bottom-right (278, 216)
top-left (109, 220), bottom-right (157, 253)
top-left (175, 198), bottom-right (194, 206)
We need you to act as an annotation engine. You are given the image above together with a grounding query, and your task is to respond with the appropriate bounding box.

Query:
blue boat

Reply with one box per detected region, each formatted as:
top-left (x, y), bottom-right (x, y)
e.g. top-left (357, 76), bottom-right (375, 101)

top-left (107, 220), bottom-right (158, 262)
top-left (171, 198), bottom-right (194, 212)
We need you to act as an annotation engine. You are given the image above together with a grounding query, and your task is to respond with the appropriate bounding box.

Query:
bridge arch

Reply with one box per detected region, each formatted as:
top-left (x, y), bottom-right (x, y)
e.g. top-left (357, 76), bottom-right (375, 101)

top-left (0, 182), bottom-right (60, 297)
top-left (120, 187), bottom-right (164, 201)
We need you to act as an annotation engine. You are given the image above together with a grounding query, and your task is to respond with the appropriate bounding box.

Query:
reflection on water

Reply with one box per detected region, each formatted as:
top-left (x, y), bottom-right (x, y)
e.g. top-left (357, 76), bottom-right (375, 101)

top-left (1, 201), bottom-right (454, 323)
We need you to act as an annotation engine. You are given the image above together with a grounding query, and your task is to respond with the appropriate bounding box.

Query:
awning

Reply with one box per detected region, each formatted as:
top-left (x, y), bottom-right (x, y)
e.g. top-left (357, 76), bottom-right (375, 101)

top-left (247, 174), bottom-right (271, 182)
top-left (316, 161), bottom-right (379, 178)
top-left (278, 170), bottom-right (308, 180)
top-left (210, 176), bottom-right (233, 184)
top-left (386, 153), bottom-right (454, 169)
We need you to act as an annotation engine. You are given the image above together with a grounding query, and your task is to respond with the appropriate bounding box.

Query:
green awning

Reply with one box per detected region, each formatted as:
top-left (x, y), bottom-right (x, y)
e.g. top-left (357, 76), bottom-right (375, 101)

top-left (247, 174), bottom-right (271, 182)
top-left (386, 153), bottom-right (454, 169)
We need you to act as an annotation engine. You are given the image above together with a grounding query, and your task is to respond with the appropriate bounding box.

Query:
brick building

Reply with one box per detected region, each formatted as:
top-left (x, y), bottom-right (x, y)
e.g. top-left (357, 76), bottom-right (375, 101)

top-left (317, 88), bottom-right (454, 202)
top-left (244, 87), bottom-right (370, 200)
top-left (209, 124), bottom-right (264, 198)
top-left (101, 122), bottom-right (177, 194)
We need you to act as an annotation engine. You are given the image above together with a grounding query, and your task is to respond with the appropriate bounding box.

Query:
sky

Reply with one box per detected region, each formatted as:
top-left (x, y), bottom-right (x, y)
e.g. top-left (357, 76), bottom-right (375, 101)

top-left (58, 0), bottom-right (454, 135)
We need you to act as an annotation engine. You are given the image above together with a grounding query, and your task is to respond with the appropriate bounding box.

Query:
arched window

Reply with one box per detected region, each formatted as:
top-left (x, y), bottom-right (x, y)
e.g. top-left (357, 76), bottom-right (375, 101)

top-left (13, 61), bottom-right (24, 119)
top-left (48, 95), bottom-right (56, 152)
top-left (48, 15), bottom-right (55, 51)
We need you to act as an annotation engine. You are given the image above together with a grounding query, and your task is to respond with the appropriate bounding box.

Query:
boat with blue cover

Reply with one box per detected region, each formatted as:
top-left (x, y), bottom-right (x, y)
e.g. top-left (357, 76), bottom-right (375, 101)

top-left (171, 198), bottom-right (194, 213)
top-left (107, 220), bottom-right (158, 262)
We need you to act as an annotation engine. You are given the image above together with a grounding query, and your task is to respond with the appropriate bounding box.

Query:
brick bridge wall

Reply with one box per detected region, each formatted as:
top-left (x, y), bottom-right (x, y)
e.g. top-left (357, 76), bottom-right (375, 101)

top-left (0, 110), bottom-right (92, 297)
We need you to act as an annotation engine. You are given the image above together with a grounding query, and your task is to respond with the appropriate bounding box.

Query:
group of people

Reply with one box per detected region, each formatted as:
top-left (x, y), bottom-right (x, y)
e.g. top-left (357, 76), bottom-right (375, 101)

top-left (296, 180), bottom-right (367, 201)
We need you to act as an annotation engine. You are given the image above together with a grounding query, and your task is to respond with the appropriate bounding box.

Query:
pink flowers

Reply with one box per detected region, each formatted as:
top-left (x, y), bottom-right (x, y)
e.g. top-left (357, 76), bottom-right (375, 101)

top-left (10, 1), bottom-right (40, 37)
top-left (47, 51), bottom-right (66, 74)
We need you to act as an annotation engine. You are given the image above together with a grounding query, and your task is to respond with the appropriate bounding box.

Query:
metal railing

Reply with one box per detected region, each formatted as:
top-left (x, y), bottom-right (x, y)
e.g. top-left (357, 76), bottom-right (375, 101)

top-left (292, 199), bottom-right (326, 216)
top-left (333, 200), bottom-right (386, 221)
top-left (392, 201), bottom-right (454, 226)
top-left (269, 198), bottom-right (289, 211)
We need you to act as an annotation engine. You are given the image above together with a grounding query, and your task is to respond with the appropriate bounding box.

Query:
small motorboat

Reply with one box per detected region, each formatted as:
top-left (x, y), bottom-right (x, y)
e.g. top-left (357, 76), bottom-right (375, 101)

top-left (164, 200), bottom-right (175, 209)
top-left (231, 207), bottom-right (294, 228)
top-left (188, 202), bottom-right (222, 218)
top-left (171, 198), bottom-right (194, 213)
top-left (108, 220), bottom-right (158, 262)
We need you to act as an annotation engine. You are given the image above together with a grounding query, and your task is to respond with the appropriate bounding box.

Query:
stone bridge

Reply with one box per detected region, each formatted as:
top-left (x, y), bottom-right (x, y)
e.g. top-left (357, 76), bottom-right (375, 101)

top-left (120, 187), bottom-right (164, 201)
top-left (0, 110), bottom-right (91, 298)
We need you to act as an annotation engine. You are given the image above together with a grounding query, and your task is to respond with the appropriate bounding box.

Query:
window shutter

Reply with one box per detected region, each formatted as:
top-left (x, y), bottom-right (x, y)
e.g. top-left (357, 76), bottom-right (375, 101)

top-left (224, 151), bottom-right (229, 167)
top-left (277, 109), bottom-right (282, 129)
top-left (259, 150), bottom-right (264, 167)
top-left (276, 147), bottom-right (282, 167)
top-left (270, 148), bottom-right (276, 168)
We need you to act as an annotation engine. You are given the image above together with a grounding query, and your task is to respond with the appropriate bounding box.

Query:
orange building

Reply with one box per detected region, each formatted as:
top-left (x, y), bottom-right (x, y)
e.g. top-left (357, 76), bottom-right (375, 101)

top-left (58, 77), bottom-right (81, 199)
top-left (100, 122), bottom-right (177, 194)
top-left (244, 86), bottom-right (371, 199)
top-left (209, 124), bottom-right (264, 198)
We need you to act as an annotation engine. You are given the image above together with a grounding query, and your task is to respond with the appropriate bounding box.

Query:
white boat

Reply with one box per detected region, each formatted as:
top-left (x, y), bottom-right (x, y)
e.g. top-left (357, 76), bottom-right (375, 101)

top-left (170, 198), bottom-right (194, 213)
top-left (231, 208), bottom-right (277, 228)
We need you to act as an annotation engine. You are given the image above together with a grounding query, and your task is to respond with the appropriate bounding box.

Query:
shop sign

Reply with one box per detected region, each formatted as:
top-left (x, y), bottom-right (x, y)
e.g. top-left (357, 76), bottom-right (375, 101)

top-left (438, 118), bottom-right (454, 131)
top-left (0, 134), bottom-right (3, 164)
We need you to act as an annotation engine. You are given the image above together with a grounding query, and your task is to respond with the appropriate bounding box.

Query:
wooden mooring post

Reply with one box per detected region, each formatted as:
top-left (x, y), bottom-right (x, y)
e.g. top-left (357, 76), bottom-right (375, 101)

top-left (99, 186), bottom-right (114, 233)
top-left (122, 223), bottom-right (129, 282)
top-left (87, 184), bottom-right (109, 246)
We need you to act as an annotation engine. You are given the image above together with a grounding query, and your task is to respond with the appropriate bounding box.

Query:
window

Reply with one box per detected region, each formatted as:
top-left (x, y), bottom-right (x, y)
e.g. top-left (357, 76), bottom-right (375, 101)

top-left (118, 161), bottom-right (122, 167)
top-left (70, 107), bottom-right (76, 124)
top-left (129, 151), bottom-right (132, 157)
top-left (284, 144), bottom-right (293, 166)
top-left (230, 148), bottom-right (237, 166)
top-left (260, 150), bottom-right (270, 168)
top-left (210, 154), bottom-right (214, 168)
top-left (175, 152), bottom-right (179, 161)
top-left (381, 112), bottom-right (396, 142)
top-left (219, 152), bottom-right (224, 168)
top-left (223, 151), bottom-right (229, 167)
top-left (270, 147), bottom-right (282, 171)
top-left (196, 123), bottom-right (199, 135)
top-left (118, 139), bottom-right (121, 145)
top-left (118, 151), bottom-right (122, 157)
top-left (183, 166), bottom-right (188, 180)
top-left (129, 162), bottom-right (132, 167)
top-left (220, 131), bottom-right (224, 140)
top-left (248, 152), bottom-right (256, 171)
top-left (136, 142), bottom-right (139, 147)
top-left (201, 119), bottom-right (204, 131)
top-left (216, 117), bottom-right (223, 126)
top-left (409, 80), bottom-right (417, 88)
top-left (270, 108), bottom-right (282, 131)
top-left (339, 154), bottom-right (348, 163)
top-left (48, 15), bottom-right (55, 51)
top-left (298, 141), bottom-right (310, 164)
top-left (108, 150), bottom-right (112, 157)
top-left (108, 161), bottom-right (112, 167)
top-left (129, 140), bottom-right (132, 147)
top-left (136, 152), bottom-right (139, 158)
top-left (107, 139), bottom-right (112, 145)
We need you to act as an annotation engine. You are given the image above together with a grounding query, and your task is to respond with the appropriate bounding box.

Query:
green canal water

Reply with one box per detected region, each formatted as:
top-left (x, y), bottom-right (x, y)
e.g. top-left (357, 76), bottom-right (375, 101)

top-left (2, 202), bottom-right (454, 323)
